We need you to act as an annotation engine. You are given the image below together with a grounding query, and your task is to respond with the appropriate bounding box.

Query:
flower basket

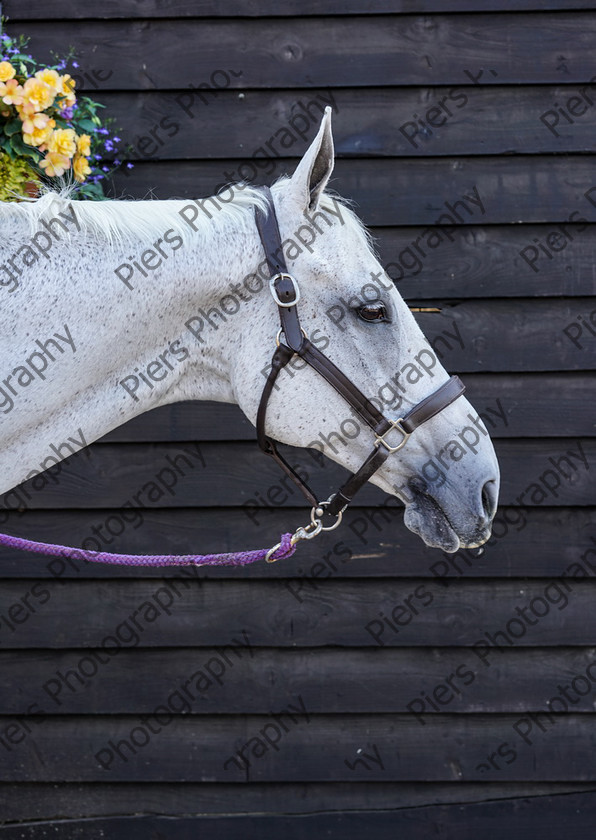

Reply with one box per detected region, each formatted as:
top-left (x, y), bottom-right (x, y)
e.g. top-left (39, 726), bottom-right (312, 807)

top-left (0, 22), bottom-right (127, 201)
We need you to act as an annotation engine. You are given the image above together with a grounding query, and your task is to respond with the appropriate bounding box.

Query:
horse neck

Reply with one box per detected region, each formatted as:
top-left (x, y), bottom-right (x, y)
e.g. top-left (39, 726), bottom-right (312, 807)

top-left (0, 192), bottom-right (270, 495)
top-left (123, 195), bottom-right (265, 410)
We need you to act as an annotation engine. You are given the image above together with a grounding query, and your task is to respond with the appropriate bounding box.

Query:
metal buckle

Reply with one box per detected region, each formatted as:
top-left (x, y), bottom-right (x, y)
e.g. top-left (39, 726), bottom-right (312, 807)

top-left (270, 273), bottom-right (301, 308)
top-left (374, 419), bottom-right (411, 454)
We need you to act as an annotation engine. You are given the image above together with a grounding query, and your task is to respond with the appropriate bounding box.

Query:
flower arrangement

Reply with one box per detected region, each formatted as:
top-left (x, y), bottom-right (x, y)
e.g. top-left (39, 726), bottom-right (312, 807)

top-left (0, 23), bottom-right (127, 201)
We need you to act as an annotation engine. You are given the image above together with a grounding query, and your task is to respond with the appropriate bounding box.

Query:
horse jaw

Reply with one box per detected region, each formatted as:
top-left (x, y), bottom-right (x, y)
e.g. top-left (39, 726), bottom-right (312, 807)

top-left (366, 401), bottom-right (501, 553)
top-left (372, 469), bottom-right (499, 554)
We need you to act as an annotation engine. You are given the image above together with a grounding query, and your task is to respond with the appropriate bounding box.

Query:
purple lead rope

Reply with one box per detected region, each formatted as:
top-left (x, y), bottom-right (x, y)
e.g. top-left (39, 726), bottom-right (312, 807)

top-left (0, 531), bottom-right (296, 567)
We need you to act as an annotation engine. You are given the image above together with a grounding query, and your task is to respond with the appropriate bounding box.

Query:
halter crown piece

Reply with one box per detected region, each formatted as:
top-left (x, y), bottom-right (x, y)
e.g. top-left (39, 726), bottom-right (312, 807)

top-left (0, 188), bottom-right (465, 568)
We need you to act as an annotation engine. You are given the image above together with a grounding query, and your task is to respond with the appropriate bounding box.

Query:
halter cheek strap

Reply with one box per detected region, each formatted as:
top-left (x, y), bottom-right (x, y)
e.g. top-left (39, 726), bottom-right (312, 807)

top-left (254, 187), bottom-right (465, 557)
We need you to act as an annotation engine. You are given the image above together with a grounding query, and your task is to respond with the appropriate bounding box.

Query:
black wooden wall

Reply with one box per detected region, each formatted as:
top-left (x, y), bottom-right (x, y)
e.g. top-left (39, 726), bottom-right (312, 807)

top-left (1, 1), bottom-right (595, 836)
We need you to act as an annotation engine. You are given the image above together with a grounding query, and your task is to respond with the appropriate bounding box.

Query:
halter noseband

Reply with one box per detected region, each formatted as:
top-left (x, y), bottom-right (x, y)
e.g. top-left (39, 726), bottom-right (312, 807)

top-left (254, 187), bottom-right (466, 561)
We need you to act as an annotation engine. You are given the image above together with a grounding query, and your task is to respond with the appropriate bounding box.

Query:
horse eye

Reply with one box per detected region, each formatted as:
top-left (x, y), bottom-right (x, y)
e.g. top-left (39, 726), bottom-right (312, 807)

top-left (358, 302), bottom-right (389, 323)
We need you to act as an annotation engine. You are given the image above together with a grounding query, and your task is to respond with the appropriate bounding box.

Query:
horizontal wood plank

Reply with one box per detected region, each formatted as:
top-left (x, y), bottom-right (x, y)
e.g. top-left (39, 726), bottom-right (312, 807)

top-left (4, 793), bottom-right (596, 838)
top-left (12, 15), bottom-right (596, 88)
top-left (6, 2), bottom-right (596, 19)
top-left (0, 438), bottom-right (593, 510)
top-left (0, 435), bottom-right (596, 508)
top-left (1, 714), bottom-right (596, 781)
top-left (88, 87), bottom-right (596, 159)
top-left (108, 157), bottom-right (596, 226)
top-left (2, 647), bottom-right (595, 714)
top-left (0, 578), bottom-right (594, 648)
top-left (412, 299), bottom-right (596, 371)
top-left (0, 781), bottom-right (593, 825)
top-left (374, 226), bottom-right (596, 298)
top-left (0, 507), bottom-right (592, 580)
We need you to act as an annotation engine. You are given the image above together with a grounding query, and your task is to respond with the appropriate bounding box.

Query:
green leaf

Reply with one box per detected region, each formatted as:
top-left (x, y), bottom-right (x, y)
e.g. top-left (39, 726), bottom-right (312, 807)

top-left (77, 181), bottom-right (106, 200)
top-left (77, 119), bottom-right (97, 132)
top-left (9, 134), bottom-right (39, 161)
top-left (4, 120), bottom-right (23, 137)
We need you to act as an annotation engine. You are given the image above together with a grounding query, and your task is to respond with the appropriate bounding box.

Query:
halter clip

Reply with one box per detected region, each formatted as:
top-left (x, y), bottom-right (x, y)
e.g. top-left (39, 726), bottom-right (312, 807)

top-left (265, 498), bottom-right (344, 563)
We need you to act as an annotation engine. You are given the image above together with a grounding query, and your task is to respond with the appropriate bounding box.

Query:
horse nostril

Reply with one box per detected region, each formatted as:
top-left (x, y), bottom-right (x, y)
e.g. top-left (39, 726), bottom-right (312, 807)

top-left (481, 479), bottom-right (498, 521)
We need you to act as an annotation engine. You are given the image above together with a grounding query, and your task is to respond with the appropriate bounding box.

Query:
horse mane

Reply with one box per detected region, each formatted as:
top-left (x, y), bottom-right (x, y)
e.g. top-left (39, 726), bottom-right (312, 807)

top-left (0, 178), bottom-right (372, 252)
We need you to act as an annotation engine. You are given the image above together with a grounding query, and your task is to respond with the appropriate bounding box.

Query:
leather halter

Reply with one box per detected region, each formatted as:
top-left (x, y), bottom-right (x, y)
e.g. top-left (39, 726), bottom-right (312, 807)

top-left (254, 187), bottom-right (465, 559)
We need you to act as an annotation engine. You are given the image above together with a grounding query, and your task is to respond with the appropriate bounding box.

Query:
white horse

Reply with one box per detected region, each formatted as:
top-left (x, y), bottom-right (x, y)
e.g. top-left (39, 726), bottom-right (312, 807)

top-left (0, 108), bottom-right (499, 553)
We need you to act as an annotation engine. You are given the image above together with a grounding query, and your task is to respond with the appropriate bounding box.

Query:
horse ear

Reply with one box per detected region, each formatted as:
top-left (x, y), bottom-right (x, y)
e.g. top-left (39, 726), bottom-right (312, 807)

top-left (289, 106), bottom-right (334, 211)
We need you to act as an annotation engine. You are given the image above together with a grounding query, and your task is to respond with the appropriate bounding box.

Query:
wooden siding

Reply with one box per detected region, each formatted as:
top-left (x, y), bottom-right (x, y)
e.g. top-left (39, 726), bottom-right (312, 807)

top-left (0, 1), bottom-right (595, 835)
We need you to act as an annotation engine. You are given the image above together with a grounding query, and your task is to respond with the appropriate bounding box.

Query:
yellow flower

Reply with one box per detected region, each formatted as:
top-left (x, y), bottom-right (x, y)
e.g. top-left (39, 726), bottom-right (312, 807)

top-left (60, 74), bottom-right (76, 97)
top-left (21, 76), bottom-right (55, 113)
top-left (0, 61), bottom-right (16, 82)
top-left (39, 151), bottom-right (71, 177)
top-left (21, 112), bottom-right (55, 148)
top-left (55, 74), bottom-right (76, 109)
top-left (0, 78), bottom-right (24, 106)
top-left (76, 133), bottom-right (91, 156)
top-left (58, 93), bottom-right (76, 110)
top-left (73, 153), bottom-right (91, 182)
top-left (47, 127), bottom-right (77, 159)
top-left (34, 68), bottom-right (62, 94)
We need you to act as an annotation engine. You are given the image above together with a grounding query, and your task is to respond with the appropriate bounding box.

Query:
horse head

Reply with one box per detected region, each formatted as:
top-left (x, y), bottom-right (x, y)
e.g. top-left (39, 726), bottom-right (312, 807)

top-left (232, 108), bottom-right (499, 552)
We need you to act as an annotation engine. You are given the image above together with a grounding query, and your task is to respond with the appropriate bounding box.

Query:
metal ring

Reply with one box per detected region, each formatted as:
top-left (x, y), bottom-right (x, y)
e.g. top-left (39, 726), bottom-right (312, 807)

top-left (276, 327), bottom-right (307, 348)
top-left (265, 542), bottom-right (283, 563)
top-left (310, 500), bottom-right (344, 532)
